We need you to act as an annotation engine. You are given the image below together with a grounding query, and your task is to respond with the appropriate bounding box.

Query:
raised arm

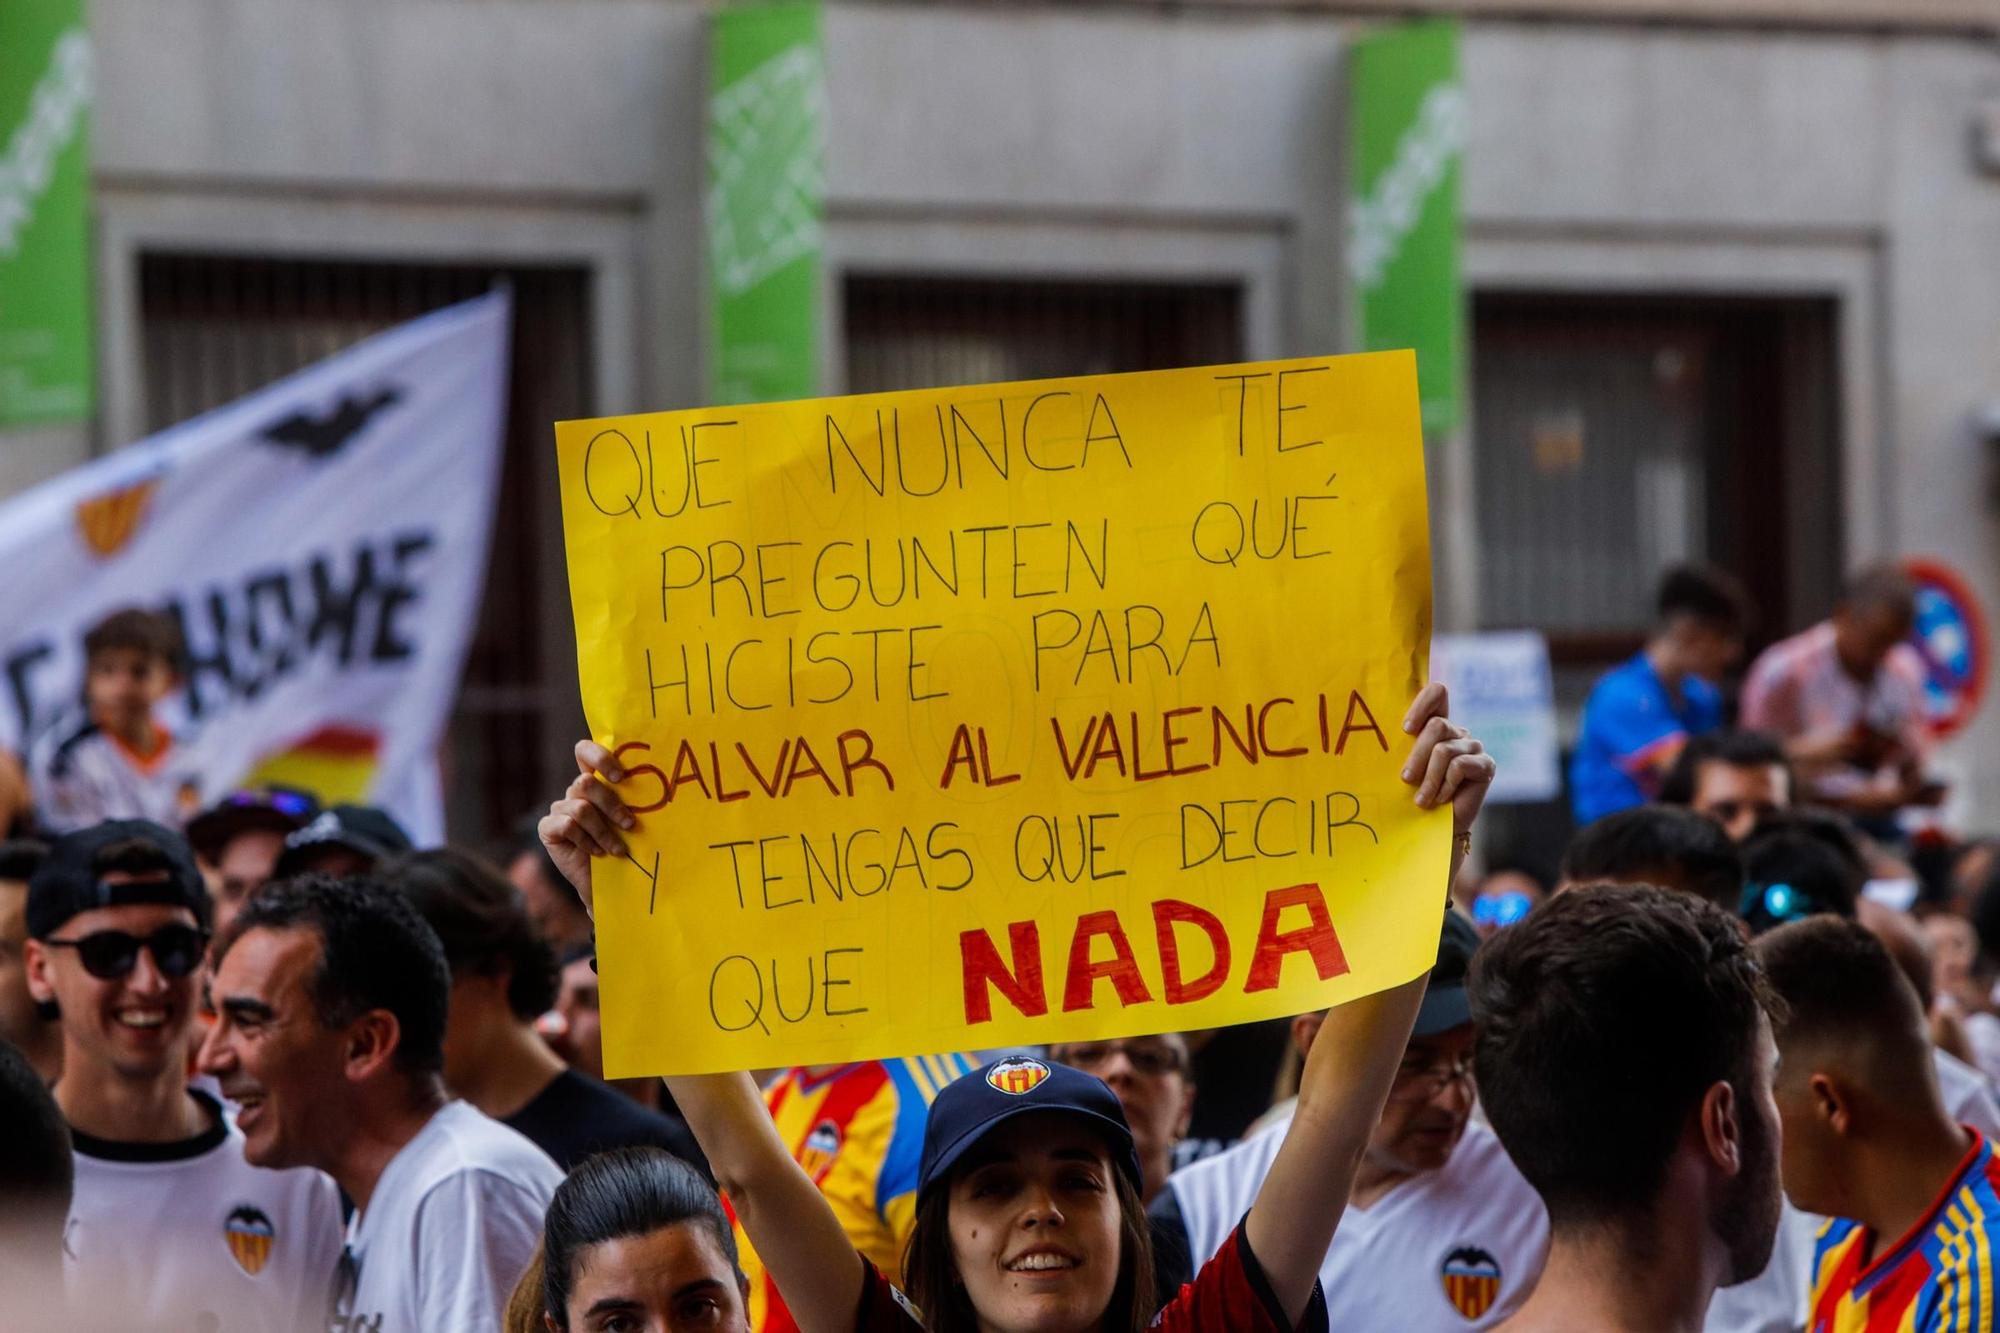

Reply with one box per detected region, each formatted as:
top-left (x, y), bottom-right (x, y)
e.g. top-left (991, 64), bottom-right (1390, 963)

top-left (539, 744), bottom-right (867, 1333)
top-left (1244, 683), bottom-right (1494, 1325)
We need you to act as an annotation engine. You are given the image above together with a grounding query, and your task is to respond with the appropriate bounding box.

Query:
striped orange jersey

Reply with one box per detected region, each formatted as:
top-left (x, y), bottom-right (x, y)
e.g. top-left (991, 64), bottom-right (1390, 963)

top-left (1809, 1132), bottom-right (2000, 1332)
top-left (737, 1055), bottom-right (976, 1333)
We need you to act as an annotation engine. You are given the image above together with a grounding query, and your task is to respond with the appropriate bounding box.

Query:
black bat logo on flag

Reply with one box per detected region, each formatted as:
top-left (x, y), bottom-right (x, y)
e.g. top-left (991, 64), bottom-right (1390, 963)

top-left (260, 386), bottom-right (404, 458)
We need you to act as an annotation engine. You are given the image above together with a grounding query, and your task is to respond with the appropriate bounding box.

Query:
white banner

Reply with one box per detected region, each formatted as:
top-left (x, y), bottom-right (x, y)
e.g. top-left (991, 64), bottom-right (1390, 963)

top-left (0, 293), bottom-right (510, 843)
top-left (1432, 631), bottom-right (1561, 805)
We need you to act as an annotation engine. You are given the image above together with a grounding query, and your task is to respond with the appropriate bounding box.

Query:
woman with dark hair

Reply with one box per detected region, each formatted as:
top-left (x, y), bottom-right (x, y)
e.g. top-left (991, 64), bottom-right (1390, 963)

top-left (539, 1147), bottom-right (750, 1331)
top-left (540, 684), bottom-right (1493, 1332)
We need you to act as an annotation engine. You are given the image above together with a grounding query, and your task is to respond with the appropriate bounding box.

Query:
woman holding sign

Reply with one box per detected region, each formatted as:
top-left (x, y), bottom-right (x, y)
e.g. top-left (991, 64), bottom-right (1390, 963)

top-left (539, 682), bottom-right (1493, 1333)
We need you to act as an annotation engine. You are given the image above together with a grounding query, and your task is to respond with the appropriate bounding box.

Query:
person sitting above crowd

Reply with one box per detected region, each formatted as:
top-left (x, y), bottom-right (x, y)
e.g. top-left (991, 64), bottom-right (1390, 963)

top-left (505, 814), bottom-right (595, 960)
top-left (1755, 917), bottom-right (2000, 1331)
top-left (1470, 884), bottom-right (1783, 1333)
top-left (1153, 910), bottom-right (1547, 1329)
top-left (199, 873), bottom-right (562, 1329)
top-left (185, 786), bottom-right (319, 936)
top-left (1556, 805), bottom-right (1743, 911)
top-left (540, 682), bottom-right (1493, 1333)
top-left (31, 608), bottom-right (203, 833)
top-left (1741, 564), bottom-right (1943, 825)
top-left (270, 801), bottom-right (412, 880)
top-left (536, 1146), bottom-right (753, 1332)
top-left (385, 846), bottom-right (708, 1175)
top-left (1659, 730), bottom-right (1794, 845)
top-left (1046, 1033), bottom-right (1195, 1206)
top-left (24, 820), bottom-right (343, 1332)
top-left (1569, 563), bottom-right (1753, 825)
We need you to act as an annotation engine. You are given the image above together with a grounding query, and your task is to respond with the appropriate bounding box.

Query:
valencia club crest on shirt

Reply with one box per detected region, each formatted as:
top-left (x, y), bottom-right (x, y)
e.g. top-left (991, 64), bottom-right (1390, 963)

top-left (224, 1204), bottom-right (276, 1276)
top-left (800, 1118), bottom-right (844, 1182)
top-left (986, 1057), bottom-right (1051, 1096)
top-left (1439, 1246), bottom-right (1502, 1320)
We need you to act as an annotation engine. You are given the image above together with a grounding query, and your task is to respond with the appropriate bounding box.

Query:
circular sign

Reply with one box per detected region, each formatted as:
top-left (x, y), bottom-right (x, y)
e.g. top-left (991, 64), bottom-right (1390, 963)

top-left (1903, 557), bottom-right (1989, 740)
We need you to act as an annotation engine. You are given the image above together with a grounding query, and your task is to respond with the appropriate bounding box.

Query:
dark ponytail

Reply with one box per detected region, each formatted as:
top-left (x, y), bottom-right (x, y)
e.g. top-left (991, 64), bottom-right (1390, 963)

top-left (542, 1148), bottom-right (742, 1329)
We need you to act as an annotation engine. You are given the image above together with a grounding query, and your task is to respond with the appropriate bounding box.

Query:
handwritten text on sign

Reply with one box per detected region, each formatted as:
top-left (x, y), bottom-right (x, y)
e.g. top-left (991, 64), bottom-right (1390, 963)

top-left (556, 352), bottom-right (1445, 1076)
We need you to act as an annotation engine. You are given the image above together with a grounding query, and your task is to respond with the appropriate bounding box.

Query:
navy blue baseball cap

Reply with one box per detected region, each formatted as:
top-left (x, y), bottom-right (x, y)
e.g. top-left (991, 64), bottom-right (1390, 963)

top-left (918, 1055), bottom-right (1143, 1198)
top-left (1412, 910), bottom-right (1481, 1037)
top-left (273, 804), bottom-right (413, 878)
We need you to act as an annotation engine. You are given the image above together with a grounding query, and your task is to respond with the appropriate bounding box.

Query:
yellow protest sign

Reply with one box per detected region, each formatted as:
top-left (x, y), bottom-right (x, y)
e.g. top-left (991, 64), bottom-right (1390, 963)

top-left (556, 351), bottom-right (1445, 1076)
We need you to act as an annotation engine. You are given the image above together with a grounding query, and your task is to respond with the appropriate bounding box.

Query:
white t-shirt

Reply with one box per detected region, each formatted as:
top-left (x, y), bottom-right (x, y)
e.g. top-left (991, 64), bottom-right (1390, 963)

top-left (29, 719), bottom-right (203, 832)
top-left (1704, 1049), bottom-right (1999, 1333)
top-left (333, 1099), bottom-right (562, 1333)
top-left (65, 1091), bottom-right (344, 1333)
top-left (1162, 1106), bottom-right (1550, 1328)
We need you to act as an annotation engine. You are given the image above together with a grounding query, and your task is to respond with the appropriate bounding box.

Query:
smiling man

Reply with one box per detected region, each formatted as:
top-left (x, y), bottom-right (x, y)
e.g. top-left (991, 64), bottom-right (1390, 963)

top-left (199, 871), bottom-right (561, 1332)
top-left (23, 819), bottom-right (342, 1331)
top-left (1152, 912), bottom-right (1549, 1329)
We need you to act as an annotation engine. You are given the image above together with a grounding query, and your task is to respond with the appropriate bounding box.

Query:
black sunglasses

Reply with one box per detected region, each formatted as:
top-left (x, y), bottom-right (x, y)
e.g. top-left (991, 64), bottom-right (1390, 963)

top-left (42, 924), bottom-right (210, 981)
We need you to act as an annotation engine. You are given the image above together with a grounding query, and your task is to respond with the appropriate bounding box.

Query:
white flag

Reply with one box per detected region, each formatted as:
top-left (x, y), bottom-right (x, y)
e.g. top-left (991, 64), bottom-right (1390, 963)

top-left (0, 292), bottom-right (510, 843)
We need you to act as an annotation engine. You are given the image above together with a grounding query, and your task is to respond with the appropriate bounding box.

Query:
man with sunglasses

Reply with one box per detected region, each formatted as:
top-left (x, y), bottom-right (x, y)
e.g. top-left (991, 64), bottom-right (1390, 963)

top-left (22, 819), bottom-right (342, 1331)
top-left (1151, 912), bottom-right (1548, 1328)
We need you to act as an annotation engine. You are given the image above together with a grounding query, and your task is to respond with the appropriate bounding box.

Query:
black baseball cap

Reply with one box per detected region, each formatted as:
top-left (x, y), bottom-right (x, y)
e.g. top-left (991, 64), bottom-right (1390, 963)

top-left (185, 787), bottom-right (320, 862)
top-left (1413, 910), bottom-right (1482, 1037)
top-left (26, 819), bottom-right (211, 939)
top-left (918, 1055), bottom-right (1143, 1198)
top-left (272, 804), bottom-right (413, 878)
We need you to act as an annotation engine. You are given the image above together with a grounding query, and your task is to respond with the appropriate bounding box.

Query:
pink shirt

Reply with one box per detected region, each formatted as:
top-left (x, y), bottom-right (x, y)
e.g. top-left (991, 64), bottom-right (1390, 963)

top-left (1740, 622), bottom-right (1929, 797)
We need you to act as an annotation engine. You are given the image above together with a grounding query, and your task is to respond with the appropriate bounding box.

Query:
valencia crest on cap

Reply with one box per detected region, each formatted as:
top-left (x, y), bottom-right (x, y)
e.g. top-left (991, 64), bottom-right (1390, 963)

top-left (985, 1056), bottom-right (1052, 1096)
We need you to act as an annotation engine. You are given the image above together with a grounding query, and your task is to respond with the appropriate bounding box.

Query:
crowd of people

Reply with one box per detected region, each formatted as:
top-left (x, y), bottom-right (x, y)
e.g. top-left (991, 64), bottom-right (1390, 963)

top-left (3, 570), bottom-right (2000, 1332)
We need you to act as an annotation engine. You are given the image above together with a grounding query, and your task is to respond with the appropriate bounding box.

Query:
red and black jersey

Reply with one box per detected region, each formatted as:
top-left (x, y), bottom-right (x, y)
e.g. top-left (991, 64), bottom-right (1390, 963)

top-left (853, 1219), bottom-right (1328, 1332)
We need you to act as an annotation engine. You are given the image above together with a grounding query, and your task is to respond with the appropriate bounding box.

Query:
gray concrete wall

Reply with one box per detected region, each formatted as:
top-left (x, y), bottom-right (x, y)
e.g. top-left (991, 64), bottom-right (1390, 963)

top-left (819, 3), bottom-right (1349, 378)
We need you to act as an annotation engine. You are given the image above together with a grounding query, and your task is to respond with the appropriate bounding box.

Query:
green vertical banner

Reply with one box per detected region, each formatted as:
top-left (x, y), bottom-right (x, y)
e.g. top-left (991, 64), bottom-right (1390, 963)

top-left (707, 1), bottom-right (823, 406)
top-left (0, 0), bottom-right (93, 426)
top-left (1348, 20), bottom-right (1464, 433)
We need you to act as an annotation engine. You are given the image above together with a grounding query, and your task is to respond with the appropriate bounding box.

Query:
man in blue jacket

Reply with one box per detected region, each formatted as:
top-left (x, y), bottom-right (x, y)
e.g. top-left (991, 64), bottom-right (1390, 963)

top-left (1570, 563), bottom-right (1753, 825)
